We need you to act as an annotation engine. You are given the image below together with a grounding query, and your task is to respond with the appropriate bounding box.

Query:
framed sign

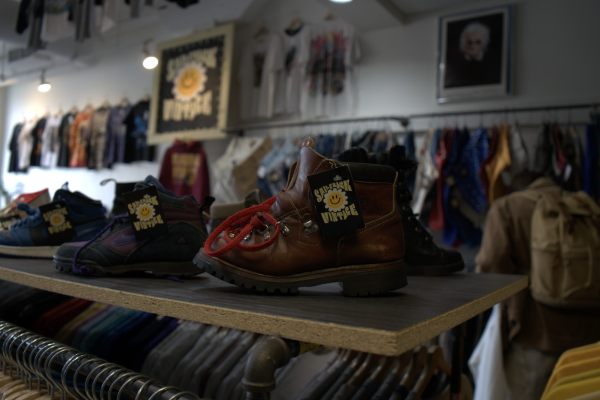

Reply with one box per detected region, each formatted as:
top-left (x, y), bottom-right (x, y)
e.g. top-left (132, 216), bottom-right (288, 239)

top-left (148, 23), bottom-right (234, 144)
top-left (437, 6), bottom-right (513, 103)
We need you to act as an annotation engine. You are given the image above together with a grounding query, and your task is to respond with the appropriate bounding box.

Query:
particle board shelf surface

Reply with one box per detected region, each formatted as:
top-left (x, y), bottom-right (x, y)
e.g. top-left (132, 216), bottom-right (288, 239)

top-left (0, 259), bottom-right (527, 356)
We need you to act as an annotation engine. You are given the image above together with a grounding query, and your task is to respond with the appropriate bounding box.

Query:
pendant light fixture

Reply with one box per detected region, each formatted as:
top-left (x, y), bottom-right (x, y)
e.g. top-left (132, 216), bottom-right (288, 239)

top-left (142, 39), bottom-right (158, 70)
top-left (37, 70), bottom-right (51, 92)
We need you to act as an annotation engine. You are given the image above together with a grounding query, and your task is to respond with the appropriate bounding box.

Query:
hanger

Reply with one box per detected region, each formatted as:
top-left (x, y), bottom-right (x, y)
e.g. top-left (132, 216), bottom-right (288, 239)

top-left (286, 18), bottom-right (303, 31)
top-left (101, 100), bottom-right (111, 109)
top-left (400, 346), bottom-right (429, 390)
top-left (369, 356), bottom-right (397, 384)
top-left (119, 97), bottom-right (130, 107)
top-left (254, 25), bottom-right (269, 39)
top-left (69, 106), bottom-right (78, 114)
top-left (347, 353), bottom-right (383, 387)
top-left (413, 346), bottom-right (452, 396)
top-left (140, 94), bottom-right (150, 102)
top-left (324, 12), bottom-right (336, 20)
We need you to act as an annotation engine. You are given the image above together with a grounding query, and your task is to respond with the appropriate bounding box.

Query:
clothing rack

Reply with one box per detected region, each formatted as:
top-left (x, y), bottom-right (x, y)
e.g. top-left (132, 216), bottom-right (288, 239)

top-left (0, 320), bottom-right (203, 400)
top-left (228, 102), bottom-right (598, 135)
top-left (226, 116), bottom-right (409, 135)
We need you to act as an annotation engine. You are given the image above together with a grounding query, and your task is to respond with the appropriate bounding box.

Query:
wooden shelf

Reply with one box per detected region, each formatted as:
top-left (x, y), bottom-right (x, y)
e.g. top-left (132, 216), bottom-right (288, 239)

top-left (0, 259), bottom-right (527, 356)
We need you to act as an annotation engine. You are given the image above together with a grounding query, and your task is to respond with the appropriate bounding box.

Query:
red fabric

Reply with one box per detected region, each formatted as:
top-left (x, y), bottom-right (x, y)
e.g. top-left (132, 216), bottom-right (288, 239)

top-left (38, 299), bottom-right (93, 338)
top-left (33, 299), bottom-right (93, 338)
top-left (428, 129), bottom-right (455, 231)
top-left (204, 197), bottom-right (280, 258)
top-left (159, 140), bottom-right (210, 204)
top-left (552, 123), bottom-right (568, 173)
top-left (478, 127), bottom-right (499, 204)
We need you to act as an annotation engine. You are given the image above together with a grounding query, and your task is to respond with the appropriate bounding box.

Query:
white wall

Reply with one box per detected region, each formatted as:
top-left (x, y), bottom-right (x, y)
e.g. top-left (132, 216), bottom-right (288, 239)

top-left (2, 0), bottom-right (599, 209)
top-left (0, 48), bottom-right (229, 209)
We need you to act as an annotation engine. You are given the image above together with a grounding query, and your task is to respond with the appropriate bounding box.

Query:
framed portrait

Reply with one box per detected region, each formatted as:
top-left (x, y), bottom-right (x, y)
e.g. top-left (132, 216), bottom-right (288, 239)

top-left (148, 23), bottom-right (234, 144)
top-left (437, 6), bottom-right (513, 103)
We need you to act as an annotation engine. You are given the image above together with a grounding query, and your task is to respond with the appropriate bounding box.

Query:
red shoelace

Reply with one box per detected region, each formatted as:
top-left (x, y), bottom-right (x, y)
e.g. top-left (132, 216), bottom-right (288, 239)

top-left (204, 197), bottom-right (281, 258)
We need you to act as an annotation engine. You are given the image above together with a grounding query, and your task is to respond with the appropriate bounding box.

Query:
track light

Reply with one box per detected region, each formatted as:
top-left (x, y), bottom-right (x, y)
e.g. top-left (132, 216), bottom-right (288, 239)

top-left (37, 70), bottom-right (51, 92)
top-left (142, 39), bottom-right (158, 70)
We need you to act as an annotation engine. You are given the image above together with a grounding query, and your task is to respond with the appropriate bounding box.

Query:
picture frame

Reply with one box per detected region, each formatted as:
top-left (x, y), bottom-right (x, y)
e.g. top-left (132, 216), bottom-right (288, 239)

top-left (437, 5), bottom-right (513, 103)
top-left (147, 23), bottom-right (234, 144)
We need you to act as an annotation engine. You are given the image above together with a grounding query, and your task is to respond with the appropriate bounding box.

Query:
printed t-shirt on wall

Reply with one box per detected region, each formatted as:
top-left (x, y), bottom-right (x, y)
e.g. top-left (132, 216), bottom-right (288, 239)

top-left (239, 32), bottom-right (284, 120)
top-left (276, 24), bottom-right (312, 115)
top-left (300, 20), bottom-right (361, 119)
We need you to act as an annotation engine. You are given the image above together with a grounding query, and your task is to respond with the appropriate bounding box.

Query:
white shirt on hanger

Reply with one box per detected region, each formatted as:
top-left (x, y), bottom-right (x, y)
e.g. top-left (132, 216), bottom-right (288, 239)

top-left (300, 19), bottom-right (361, 119)
top-left (41, 0), bottom-right (75, 42)
top-left (17, 119), bottom-right (36, 171)
top-left (239, 33), bottom-right (284, 120)
top-left (40, 113), bottom-right (62, 168)
top-left (276, 24), bottom-right (312, 115)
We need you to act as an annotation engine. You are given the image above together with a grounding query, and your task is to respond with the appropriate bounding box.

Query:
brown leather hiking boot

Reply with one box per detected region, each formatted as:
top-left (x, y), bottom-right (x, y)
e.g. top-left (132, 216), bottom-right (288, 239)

top-left (193, 138), bottom-right (407, 296)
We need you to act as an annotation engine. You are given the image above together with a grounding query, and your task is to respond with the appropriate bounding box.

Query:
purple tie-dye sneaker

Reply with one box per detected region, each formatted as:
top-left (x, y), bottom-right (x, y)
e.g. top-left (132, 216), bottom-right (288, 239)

top-left (53, 176), bottom-right (212, 277)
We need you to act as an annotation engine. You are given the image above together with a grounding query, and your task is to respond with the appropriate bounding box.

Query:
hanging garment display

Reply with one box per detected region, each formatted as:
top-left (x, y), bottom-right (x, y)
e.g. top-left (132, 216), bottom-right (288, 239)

top-left (105, 103), bottom-right (132, 167)
top-left (7, 122), bottom-right (23, 173)
top-left (123, 99), bottom-right (155, 163)
top-left (57, 111), bottom-right (76, 167)
top-left (40, 0), bottom-right (75, 42)
top-left (159, 140), bottom-right (211, 204)
top-left (300, 19), bottom-right (361, 119)
top-left (279, 24), bottom-right (312, 115)
top-left (86, 106), bottom-right (110, 169)
top-left (239, 32), bottom-right (284, 120)
top-left (69, 107), bottom-right (94, 167)
top-left (40, 112), bottom-right (62, 168)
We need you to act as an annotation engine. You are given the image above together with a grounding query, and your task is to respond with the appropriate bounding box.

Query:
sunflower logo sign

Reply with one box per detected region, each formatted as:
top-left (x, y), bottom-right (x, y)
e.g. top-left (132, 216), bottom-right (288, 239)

top-left (162, 47), bottom-right (218, 122)
top-left (39, 200), bottom-right (76, 243)
top-left (122, 187), bottom-right (169, 241)
top-left (308, 166), bottom-right (365, 238)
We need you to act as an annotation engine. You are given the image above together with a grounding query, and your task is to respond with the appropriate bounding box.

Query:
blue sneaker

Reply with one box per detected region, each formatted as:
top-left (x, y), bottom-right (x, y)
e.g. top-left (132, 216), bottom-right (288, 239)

top-left (0, 186), bottom-right (108, 258)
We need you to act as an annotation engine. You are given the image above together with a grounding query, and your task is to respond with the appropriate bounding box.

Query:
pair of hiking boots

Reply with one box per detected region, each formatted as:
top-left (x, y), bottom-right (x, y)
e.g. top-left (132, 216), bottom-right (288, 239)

top-left (55, 138), bottom-right (462, 295)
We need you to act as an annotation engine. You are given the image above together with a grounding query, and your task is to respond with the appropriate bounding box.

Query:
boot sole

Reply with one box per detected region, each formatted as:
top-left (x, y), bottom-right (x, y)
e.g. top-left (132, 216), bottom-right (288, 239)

top-left (405, 260), bottom-right (464, 276)
top-left (0, 244), bottom-right (59, 259)
top-left (193, 250), bottom-right (407, 296)
top-left (53, 255), bottom-right (202, 278)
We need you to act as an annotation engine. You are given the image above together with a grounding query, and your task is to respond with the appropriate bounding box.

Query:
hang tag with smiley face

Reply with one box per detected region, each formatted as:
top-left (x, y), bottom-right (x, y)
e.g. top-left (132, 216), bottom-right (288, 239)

top-left (307, 166), bottom-right (366, 239)
top-left (122, 186), bottom-right (169, 241)
top-left (39, 200), bottom-right (76, 245)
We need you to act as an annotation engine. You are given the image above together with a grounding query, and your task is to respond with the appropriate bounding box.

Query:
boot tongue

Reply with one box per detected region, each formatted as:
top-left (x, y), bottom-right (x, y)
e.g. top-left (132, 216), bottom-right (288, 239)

top-left (136, 176), bottom-right (178, 198)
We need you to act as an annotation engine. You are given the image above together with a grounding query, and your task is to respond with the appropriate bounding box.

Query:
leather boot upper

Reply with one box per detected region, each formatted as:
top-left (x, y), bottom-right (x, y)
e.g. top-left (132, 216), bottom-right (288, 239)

top-left (208, 138), bottom-right (405, 276)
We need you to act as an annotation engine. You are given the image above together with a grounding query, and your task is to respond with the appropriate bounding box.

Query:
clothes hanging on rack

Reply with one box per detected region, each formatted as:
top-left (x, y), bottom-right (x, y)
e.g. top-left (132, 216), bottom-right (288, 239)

top-left (239, 33), bottom-right (284, 120)
top-left (159, 140), bottom-right (211, 204)
top-left (279, 24), bottom-right (312, 115)
top-left (8, 97), bottom-right (153, 174)
top-left (300, 19), bottom-right (361, 120)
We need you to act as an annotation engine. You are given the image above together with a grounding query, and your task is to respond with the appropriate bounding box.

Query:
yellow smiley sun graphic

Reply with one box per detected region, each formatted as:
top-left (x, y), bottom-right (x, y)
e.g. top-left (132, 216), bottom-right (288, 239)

top-left (323, 188), bottom-right (348, 212)
top-left (135, 203), bottom-right (156, 222)
top-left (48, 213), bottom-right (65, 227)
top-left (172, 62), bottom-right (207, 101)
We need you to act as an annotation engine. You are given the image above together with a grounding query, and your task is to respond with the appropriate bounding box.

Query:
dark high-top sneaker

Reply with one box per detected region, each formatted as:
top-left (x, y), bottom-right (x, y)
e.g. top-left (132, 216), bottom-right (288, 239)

top-left (53, 176), bottom-right (208, 277)
top-left (195, 138), bottom-right (407, 296)
top-left (101, 180), bottom-right (139, 221)
top-left (338, 146), bottom-right (464, 276)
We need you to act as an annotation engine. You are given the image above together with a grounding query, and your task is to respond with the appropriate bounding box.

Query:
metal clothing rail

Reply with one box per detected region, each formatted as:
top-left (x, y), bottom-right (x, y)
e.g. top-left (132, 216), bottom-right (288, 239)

top-left (226, 103), bottom-right (598, 134)
top-left (225, 115), bottom-right (409, 134)
top-left (0, 320), bottom-right (203, 400)
top-left (405, 102), bottom-right (598, 120)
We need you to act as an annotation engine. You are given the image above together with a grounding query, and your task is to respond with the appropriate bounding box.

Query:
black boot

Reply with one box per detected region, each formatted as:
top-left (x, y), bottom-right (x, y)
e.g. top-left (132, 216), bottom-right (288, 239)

top-left (338, 146), bottom-right (464, 275)
top-left (101, 179), bottom-right (139, 221)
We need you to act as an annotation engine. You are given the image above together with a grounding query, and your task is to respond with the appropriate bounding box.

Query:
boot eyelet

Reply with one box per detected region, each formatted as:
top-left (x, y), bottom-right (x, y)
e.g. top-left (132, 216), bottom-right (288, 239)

top-left (244, 232), bottom-right (252, 241)
top-left (228, 233), bottom-right (236, 239)
top-left (277, 222), bottom-right (290, 236)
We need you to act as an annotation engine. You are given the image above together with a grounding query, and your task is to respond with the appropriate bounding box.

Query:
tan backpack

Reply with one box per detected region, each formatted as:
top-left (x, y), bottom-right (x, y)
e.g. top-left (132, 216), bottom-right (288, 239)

top-left (520, 190), bottom-right (600, 308)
